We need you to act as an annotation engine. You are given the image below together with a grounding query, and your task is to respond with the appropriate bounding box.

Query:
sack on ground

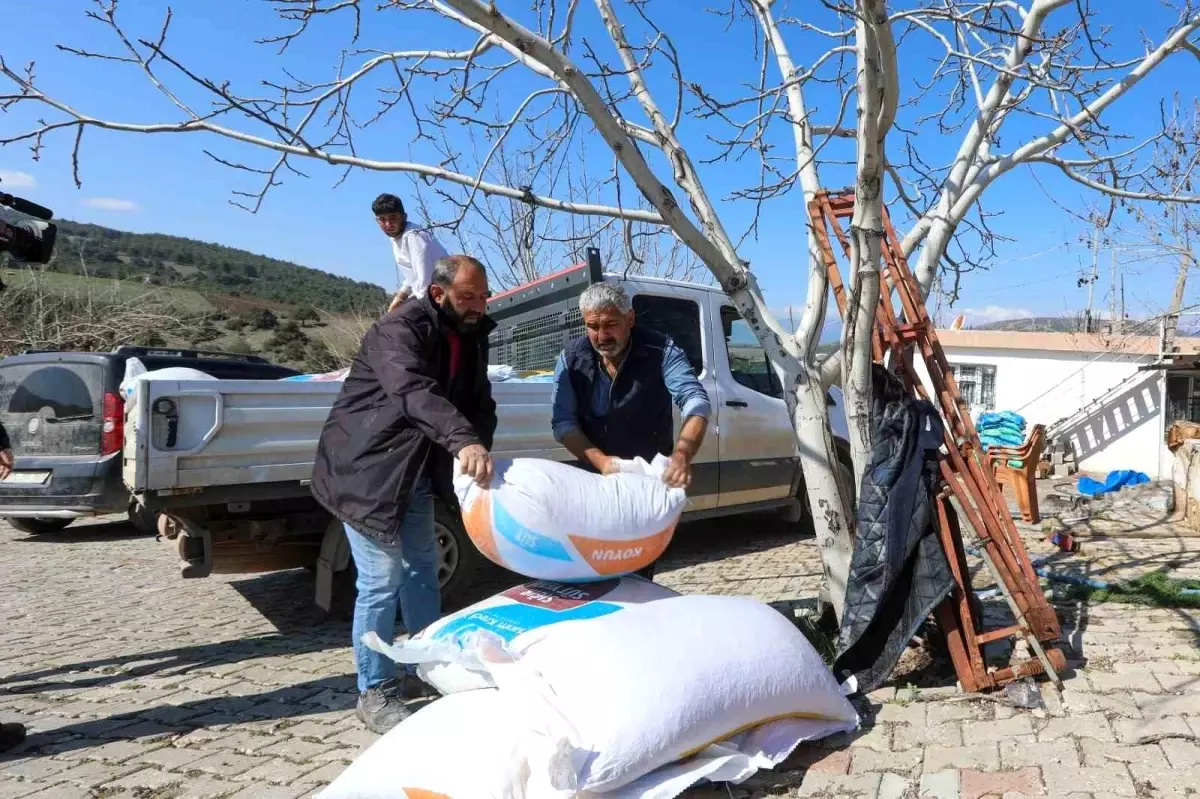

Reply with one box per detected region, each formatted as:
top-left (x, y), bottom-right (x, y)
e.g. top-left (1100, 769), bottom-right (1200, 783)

top-left (366, 576), bottom-right (678, 694)
top-left (316, 689), bottom-right (573, 799)
top-left (454, 455), bottom-right (686, 581)
top-left (470, 594), bottom-right (860, 794)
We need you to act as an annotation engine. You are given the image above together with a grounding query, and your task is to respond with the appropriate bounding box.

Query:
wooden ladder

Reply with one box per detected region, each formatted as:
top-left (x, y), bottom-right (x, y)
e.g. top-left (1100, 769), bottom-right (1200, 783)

top-left (810, 190), bottom-right (1065, 692)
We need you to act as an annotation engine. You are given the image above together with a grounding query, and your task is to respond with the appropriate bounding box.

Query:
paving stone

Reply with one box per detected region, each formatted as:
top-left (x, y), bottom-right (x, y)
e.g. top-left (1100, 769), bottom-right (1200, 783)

top-left (851, 744), bottom-right (922, 774)
top-left (0, 779), bottom-right (57, 799)
top-left (226, 785), bottom-right (311, 799)
top-left (960, 766), bottom-right (1044, 798)
top-left (1000, 739), bottom-right (1081, 769)
top-left (1112, 714), bottom-right (1194, 744)
top-left (187, 751), bottom-right (268, 778)
top-left (875, 771), bottom-right (913, 799)
top-left (1079, 738), bottom-right (1169, 770)
top-left (173, 775), bottom-right (243, 798)
top-left (917, 769), bottom-right (959, 799)
top-left (258, 736), bottom-right (336, 763)
top-left (1159, 737), bottom-right (1200, 768)
top-left (971, 713), bottom-right (1036, 743)
top-left (1037, 712), bottom-right (1115, 742)
top-left (796, 771), bottom-right (882, 797)
top-left (923, 743), bottom-right (1001, 772)
top-left (134, 744), bottom-right (214, 771)
top-left (0, 758), bottom-right (68, 782)
top-left (52, 760), bottom-right (140, 789)
top-left (97, 766), bottom-right (184, 793)
top-left (1088, 670), bottom-right (1161, 694)
top-left (1043, 765), bottom-right (1137, 797)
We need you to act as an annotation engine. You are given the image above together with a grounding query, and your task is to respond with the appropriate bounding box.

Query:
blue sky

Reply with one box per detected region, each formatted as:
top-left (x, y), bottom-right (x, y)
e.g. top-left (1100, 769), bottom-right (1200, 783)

top-left (0, 0), bottom-right (1190, 331)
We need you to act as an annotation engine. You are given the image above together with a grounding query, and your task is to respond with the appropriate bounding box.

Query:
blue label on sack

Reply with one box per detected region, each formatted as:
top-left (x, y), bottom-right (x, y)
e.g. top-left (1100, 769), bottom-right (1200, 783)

top-left (431, 601), bottom-right (621, 644)
top-left (492, 497), bottom-right (574, 562)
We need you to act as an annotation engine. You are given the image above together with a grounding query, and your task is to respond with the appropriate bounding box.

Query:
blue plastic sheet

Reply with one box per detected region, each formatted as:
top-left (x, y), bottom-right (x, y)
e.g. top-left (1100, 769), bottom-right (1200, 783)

top-left (1077, 469), bottom-right (1151, 497)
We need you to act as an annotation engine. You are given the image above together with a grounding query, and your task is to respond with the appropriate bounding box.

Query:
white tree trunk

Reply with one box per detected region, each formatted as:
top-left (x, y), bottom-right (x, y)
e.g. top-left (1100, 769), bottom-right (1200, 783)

top-left (841, 0), bottom-right (895, 492)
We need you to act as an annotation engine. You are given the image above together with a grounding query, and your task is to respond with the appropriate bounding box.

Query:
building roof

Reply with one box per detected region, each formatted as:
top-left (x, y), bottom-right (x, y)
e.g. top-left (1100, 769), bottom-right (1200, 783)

top-left (936, 329), bottom-right (1200, 356)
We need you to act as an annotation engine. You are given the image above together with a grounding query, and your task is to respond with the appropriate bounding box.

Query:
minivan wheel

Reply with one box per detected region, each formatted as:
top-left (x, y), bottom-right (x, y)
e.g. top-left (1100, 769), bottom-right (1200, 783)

top-left (7, 517), bottom-right (74, 535)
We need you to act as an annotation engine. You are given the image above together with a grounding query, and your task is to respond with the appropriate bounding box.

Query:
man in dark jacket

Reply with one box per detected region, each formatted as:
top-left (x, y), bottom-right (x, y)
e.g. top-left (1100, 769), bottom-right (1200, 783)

top-left (550, 282), bottom-right (711, 579)
top-left (311, 255), bottom-right (495, 733)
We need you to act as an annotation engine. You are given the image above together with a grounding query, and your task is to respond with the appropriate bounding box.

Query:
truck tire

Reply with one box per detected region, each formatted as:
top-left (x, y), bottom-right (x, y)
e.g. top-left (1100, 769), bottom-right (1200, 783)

top-left (7, 517), bottom-right (74, 535)
top-left (327, 504), bottom-right (480, 619)
top-left (435, 501), bottom-right (479, 609)
top-left (128, 502), bottom-right (159, 536)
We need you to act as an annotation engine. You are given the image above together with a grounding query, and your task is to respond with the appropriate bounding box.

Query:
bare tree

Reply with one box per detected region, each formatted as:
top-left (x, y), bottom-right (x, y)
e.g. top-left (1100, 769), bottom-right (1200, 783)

top-left (5, 0), bottom-right (1200, 616)
top-left (0, 263), bottom-right (187, 354)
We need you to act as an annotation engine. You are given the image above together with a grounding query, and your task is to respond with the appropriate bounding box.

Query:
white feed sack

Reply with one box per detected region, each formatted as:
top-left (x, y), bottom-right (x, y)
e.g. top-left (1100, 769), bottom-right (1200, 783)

top-left (364, 593), bottom-right (858, 798)
top-left (366, 576), bottom-right (678, 694)
top-left (316, 689), bottom-right (575, 799)
top-left (454, 455), bottom-right (687, 581)
top-left (485, 594), bottom-right (860, 794)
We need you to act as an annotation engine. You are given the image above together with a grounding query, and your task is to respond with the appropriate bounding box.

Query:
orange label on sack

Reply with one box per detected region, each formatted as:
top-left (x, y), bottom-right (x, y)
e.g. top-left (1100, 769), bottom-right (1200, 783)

top-left (404, 790), bottom-right (452, 799)
top-left (462, 492), bottom-right (500, 565)
top-left (568, 525), bottom-right (676, 576)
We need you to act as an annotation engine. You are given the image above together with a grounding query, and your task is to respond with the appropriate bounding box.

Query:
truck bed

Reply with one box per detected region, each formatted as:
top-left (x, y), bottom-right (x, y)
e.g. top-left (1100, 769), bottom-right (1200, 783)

top-left (123, 377), bottom-right (569, 507)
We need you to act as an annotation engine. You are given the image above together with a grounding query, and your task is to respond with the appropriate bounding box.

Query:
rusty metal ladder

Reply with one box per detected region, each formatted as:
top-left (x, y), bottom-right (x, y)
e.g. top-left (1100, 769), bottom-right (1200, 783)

top-left (809, 190), bottom-right (1065, 692)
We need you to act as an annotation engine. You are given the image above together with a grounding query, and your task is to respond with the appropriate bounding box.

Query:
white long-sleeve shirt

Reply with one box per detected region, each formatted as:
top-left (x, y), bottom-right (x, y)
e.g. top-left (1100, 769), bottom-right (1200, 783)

top-left (391, 225), bottom-right (449, 298)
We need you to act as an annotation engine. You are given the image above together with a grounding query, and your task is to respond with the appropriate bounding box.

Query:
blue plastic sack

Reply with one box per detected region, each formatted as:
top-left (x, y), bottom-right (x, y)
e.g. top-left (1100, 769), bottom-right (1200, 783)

top-left (1077, 470), bottom-right (1150, 497)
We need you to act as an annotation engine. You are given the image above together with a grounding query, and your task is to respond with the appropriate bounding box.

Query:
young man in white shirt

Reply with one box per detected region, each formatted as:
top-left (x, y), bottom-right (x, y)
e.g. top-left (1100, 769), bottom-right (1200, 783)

top-left (372, 193), bottom-right (450, 313)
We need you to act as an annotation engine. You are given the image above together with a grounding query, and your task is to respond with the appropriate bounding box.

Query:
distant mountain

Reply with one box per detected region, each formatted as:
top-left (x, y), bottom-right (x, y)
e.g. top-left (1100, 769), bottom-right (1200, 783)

top-left (3, 212), bottom-right (388, 313)
top-left (972, 316), bottom-right (1084, 333)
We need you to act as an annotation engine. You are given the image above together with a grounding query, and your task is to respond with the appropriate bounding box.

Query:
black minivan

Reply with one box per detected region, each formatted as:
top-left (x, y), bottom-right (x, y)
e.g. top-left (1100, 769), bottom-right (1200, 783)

top-left (0, 345), bottom-right (299, 534)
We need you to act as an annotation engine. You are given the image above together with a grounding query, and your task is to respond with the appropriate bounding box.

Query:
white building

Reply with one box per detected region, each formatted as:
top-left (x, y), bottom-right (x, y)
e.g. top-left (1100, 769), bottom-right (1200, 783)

top-left (911, 330), bottom-right (1200, 480)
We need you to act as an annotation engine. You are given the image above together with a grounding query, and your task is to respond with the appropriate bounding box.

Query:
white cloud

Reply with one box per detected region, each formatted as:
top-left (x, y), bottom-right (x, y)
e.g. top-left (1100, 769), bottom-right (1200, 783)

top-left (0, 170), bottom-right (37, 189)
top-left (85, 197), bottom-right (140, 212)
top-left (958, 305), bottom-right (1034, 324)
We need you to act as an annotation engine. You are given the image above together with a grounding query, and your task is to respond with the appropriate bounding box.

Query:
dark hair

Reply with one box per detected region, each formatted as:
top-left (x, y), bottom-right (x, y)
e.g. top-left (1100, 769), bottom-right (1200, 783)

top-left (371, 193), bottom-right (405, 216)
top-left (432, 255), bottom-right (487, 287)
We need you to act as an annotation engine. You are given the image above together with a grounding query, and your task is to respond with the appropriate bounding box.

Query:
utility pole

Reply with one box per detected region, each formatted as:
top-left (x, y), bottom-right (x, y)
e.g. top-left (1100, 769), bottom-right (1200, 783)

top-left (1084, 221), bottom-right (1101, 333)
top-left (1109, 245), bottom-right (1118, 334)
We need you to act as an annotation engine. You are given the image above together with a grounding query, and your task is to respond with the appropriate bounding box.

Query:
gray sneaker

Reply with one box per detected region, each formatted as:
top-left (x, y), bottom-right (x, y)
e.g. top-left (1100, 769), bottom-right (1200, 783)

top-left (356, 679), bottom-right (412, 734)
top-left (398, 672), bottom-right (439, 700)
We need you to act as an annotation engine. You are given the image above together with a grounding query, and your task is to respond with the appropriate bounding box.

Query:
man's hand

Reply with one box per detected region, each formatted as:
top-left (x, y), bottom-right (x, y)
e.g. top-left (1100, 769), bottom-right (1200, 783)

top-left (0, 449), bottom-right (12, 482)
top-left (458, 444), bottom-right (494, 487)
top-left (388, 288), bottom-right (411, 313)
top-left (662, 450), bottom-right (692, 489)
top-left (598, 456), bottom-right (623, 476)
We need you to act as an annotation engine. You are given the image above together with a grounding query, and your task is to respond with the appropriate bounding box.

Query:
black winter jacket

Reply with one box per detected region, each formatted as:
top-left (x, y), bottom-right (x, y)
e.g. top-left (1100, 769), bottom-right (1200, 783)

top-left (310, 295), bottom-right (497, 543)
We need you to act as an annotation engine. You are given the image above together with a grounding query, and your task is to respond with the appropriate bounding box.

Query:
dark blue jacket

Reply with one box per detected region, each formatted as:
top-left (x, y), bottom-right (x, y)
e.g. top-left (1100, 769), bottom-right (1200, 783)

top-left (553, 327), bottom-right (707, 463)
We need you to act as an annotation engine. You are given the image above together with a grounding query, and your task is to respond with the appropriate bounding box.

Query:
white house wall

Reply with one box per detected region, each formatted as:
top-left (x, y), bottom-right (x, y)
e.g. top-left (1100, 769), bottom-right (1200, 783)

top-left (913, 346), bottom-right (1168, 479)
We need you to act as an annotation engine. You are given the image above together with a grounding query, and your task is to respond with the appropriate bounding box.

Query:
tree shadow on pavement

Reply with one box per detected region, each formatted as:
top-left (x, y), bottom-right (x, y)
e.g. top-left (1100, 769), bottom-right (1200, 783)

top-left (0, 673), bottom-right (360, 762)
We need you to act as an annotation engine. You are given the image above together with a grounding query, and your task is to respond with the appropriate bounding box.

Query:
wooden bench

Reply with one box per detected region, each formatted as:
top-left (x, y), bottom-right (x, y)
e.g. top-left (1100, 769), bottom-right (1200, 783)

top-left (986, 424), bottom-right (1046, 524)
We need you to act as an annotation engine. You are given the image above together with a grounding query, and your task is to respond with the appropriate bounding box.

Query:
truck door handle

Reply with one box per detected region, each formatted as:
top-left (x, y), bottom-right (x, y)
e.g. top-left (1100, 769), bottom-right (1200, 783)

top-left (725, 400), bottom-right (748, 408)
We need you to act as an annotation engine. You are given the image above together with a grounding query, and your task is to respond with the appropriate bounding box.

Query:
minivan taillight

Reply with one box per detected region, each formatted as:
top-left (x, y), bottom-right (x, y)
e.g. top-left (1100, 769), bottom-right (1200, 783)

top-left (101, 391), bottom-right (124, 456)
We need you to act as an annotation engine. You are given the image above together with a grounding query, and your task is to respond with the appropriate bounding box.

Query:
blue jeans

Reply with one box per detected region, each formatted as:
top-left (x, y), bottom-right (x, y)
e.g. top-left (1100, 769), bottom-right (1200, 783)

top-left (344, 481), bottom-right (440, 694)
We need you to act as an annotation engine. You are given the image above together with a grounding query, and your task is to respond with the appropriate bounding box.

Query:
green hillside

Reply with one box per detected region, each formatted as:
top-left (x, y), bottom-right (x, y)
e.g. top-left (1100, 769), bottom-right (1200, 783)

top-left (45, 217), bottom-right (388, 313)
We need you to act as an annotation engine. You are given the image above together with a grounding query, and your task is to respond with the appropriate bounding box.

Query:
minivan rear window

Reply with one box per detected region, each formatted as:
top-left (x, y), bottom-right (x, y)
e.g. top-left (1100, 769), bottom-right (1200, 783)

top-left (0, 362), bottom-right (105, 454)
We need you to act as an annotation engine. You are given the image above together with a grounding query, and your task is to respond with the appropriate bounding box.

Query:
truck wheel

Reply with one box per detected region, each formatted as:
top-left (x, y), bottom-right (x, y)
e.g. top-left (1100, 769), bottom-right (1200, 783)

top-left (128, 502), bottom-right (159, 535)
top-left (435, 502), bottom-right (478, 609)
top-left (7, 517), bottom-right (74, 535)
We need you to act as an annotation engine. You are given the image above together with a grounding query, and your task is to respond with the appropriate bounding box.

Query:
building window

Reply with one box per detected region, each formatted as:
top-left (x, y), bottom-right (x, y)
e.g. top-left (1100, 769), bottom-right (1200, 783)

top-left (1167, 373), bottom-right (1200, 425)
top-left (950, 363), bottom-right (996, 411)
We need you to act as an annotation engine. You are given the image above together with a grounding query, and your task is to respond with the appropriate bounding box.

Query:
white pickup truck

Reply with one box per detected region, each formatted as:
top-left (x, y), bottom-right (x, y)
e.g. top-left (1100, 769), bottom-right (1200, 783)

top-left (123, 250), bottom-right (850, 609)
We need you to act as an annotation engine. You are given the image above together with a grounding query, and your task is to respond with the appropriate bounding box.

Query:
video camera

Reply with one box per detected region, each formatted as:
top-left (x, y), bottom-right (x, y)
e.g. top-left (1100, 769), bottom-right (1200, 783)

top-left (0, 179), bottom-right (57, 265)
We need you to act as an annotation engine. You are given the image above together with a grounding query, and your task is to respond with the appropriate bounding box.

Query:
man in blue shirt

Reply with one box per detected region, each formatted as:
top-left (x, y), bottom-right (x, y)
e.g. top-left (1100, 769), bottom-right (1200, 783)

top-left (551, 283), bottom-right (711, 577)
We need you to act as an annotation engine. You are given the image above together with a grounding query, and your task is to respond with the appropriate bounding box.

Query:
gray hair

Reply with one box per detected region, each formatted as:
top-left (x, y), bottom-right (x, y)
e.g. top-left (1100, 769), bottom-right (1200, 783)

top-left (579, 282), bottom-right (631, 315)
top-left (432, 255), bottom-right (486, 288)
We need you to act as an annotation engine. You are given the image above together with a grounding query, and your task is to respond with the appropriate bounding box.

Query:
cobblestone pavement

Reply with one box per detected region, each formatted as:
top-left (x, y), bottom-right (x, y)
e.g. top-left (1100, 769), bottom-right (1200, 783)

top-left (2, 506), bottom-right (1200, 799)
